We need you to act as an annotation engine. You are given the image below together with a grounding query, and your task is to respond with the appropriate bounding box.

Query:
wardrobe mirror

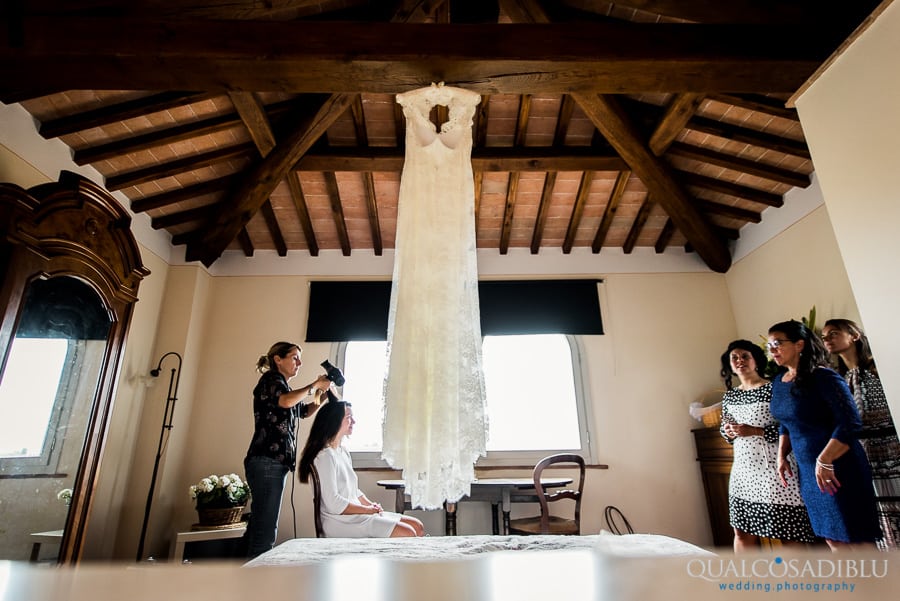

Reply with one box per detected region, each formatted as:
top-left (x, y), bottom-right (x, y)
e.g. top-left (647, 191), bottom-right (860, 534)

top-left (0, 276), bottom-right (112, 562)
top-left (0, 172), bottom-right (148, 564)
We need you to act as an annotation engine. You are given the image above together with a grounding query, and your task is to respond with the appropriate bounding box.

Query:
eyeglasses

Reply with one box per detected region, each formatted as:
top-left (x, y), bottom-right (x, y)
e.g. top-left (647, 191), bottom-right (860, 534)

top-left (766, 339), bottom-right (792, 350)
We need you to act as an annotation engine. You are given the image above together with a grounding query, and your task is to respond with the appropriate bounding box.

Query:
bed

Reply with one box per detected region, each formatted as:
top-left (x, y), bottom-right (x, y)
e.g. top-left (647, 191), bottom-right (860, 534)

top-left (243, 531), bottom-right (714, 567)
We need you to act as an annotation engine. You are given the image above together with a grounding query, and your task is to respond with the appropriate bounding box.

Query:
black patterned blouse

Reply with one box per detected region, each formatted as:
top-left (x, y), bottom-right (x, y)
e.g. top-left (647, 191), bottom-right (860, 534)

top-left (244, 369), bottom-right (311, 470)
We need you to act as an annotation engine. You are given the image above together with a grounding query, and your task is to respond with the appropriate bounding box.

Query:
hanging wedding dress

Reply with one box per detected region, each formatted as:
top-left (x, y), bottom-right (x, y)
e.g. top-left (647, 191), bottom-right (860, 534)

top-left (382, 84), bottom-right (488, 510)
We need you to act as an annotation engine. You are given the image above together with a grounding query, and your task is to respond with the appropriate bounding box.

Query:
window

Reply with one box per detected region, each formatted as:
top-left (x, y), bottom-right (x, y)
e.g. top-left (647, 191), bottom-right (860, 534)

top-left (0, 338), bottom-right (96, 477)
top-left (0, 338), bottom-right (69, 459)
top-left (334, 334), bottom-right (594, 467)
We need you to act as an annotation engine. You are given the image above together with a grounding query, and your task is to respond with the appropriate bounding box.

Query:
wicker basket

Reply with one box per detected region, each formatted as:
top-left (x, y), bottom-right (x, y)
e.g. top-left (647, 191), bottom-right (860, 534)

top-left (701, 405), bottom-right (723, 428)
top-left (197, 505), bottom-right (245, 527)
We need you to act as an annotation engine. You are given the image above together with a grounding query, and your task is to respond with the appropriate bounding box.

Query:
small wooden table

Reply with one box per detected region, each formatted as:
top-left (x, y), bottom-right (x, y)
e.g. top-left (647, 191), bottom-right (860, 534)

top-left (377, 477), bottom-right (573, 535)
top-left (169, 523), bottom-right (247, 564)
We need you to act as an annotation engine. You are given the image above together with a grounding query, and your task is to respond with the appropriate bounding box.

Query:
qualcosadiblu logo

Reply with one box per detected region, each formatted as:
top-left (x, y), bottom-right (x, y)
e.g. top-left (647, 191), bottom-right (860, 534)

top-left (687, 556), bottom-right (888, 582)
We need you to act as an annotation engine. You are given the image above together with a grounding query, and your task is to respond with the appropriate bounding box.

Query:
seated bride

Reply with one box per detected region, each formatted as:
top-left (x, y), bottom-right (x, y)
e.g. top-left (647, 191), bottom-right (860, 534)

top-left (298, 400), bottom-right (425, 537)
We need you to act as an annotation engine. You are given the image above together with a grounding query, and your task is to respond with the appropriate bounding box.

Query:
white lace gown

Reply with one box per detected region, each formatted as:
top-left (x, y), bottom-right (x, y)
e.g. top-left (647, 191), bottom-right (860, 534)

top-left (382, 84), bottom-right (488, 510)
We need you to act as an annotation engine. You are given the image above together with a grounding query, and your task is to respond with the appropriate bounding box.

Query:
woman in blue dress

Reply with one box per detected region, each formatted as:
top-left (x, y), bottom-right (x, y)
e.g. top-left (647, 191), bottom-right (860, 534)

top-left (767, 320), bottom-right (881, 550)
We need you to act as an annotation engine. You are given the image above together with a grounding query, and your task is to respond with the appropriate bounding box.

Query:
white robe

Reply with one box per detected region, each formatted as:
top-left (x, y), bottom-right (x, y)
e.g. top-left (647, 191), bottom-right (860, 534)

top-left (314, 446), bottom-right (401, 538)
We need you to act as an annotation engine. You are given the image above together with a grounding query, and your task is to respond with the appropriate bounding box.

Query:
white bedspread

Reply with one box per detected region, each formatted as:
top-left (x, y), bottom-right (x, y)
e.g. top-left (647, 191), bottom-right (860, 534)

top-left (244, 531), bottom-right (713, 567)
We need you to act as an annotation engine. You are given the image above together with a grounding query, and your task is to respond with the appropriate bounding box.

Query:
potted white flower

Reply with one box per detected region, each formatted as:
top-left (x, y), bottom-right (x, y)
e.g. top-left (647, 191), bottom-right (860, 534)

top-left (188, 473), bottom-right (250, 527)
top-left (57, 488), bottom-right (73, 506)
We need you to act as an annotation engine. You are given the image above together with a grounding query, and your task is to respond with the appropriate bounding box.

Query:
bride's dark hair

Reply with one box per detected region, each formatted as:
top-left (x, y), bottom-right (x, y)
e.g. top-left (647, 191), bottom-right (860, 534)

top-left (298, 400), bottom-right (350, 483)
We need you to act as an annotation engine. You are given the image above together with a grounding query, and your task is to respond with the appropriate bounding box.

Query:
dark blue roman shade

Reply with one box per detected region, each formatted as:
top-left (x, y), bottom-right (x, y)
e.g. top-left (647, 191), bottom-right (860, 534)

top-left (305, 279), bottom-right (603, 342)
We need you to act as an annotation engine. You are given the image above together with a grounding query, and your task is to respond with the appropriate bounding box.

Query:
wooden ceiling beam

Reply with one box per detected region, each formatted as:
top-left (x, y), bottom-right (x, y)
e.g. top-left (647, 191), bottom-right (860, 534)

top-left (38, 91), bottom-right (215, 138)
top-left (514, 95), bottom-right (532, 147)
top-left (715, 227), bottom-right (740, 240)
top-left (130, 176), bottom-right (235, 213)
top-left (563, 170), bottom-right (593, 254)
top-left (591, 169), bottom-right (630, 253)
top-left (500, 172), bottom-right (519, 254)
top-left (473, 170), bottom-right (484, 226)
top-left (350, 95), bottom-right (369, 146)
top-left (623, 197), bottom-right (655, 254)
top-left (499, 0), bottom-right (550, 24)
top-left (677, 171), bottom-right (784, 208)
top-left (706, 93), bottom-right (799, 121)
top-left (553, 95), bottom-right (576, 146)
top-left (23, 0), bottom-right (874, 26)
top-left (323, 171), bottom-right (352, 256)
top-left (362, 172), bottom-right (383, 256)
top-left (473, 95), bottom-right (490, 148)
top-left (296, 146), bottom-right (628, 172)
top-left (75, 112), bottom-right (236, 165)
top-left (259, 199), bottom-right (288, 256)
top-left (562, 0), bottom-right (829, 24)
top-left (685, 227), bottom-right (739, 251)
top-left (629, 95), bottom-right (809, 159)
top-left (574, 93), bottom-right (731, 272)
top-left (286, 171), bottom-right (318, 256)
top-left (150, 204), bottom-right (216, 229)
top-left (73, 99), bottom-right (297, 164)
top-left (348, 94), bottom-right (383, 255)
top-left (0, 88), bottom-right (67, 104)
top-left (236, 228), bottom-right (254, 257)
top-left (391, 0), bottom-right (448, 23)
top-left (105, 143), bottom-right (254, 191)
top-left (183, 93), bottom-right (353, 266)
top-left (667, 142), bottom-right (810, 188)
top-left (22, 0), bottom-right (372, 20)
top-left (475, 150), bottom-right (617, 172)
top-left (685, 115), bottom-right (811, 159)
top-left (531, 171), bottom-right (557, 254)
top-left (654, 218), bottom-right (676, 253)
top-left (393, 100), bottom-right (406, 146)
top-left (696, 199), bottom-right (761, 224)
top-left (0, 20), bottom-right (834, 94)
top-left (649, 93), bottom-right (704, 156)
top-left (229, 92), bottom-right (277, 158)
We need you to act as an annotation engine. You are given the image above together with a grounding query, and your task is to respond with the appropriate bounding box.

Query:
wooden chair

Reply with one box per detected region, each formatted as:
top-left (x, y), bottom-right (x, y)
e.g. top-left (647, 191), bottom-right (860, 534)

top-left (507, 453), bottom-right (585, 535)
top-left (603, 505), bottom-right (634, 535)
top-left (309, 464), bottom-right (326, 538)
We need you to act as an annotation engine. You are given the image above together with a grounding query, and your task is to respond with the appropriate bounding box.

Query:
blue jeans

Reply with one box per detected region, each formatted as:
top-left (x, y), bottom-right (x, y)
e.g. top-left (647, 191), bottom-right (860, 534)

top-left (244, 456), bottom-right (289, 558)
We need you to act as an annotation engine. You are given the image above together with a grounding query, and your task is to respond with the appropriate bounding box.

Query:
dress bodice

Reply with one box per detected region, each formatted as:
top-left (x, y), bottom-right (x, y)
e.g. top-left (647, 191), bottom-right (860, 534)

top-left (396, 83), bottom-right (481, 151)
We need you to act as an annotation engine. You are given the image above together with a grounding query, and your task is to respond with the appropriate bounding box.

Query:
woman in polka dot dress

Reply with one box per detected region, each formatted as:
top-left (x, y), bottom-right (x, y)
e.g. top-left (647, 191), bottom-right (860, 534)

top-left (719, 339), bottom-right (816, 552)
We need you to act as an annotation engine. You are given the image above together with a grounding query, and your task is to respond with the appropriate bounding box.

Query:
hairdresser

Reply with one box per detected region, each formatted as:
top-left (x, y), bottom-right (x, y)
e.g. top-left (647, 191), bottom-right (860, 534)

top-left (244, 341), bottom-right (332, 558)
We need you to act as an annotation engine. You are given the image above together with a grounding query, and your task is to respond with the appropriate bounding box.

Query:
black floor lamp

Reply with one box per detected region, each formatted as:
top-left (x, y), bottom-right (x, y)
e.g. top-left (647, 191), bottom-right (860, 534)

top-left (136, 351), bottom-right (182, 562)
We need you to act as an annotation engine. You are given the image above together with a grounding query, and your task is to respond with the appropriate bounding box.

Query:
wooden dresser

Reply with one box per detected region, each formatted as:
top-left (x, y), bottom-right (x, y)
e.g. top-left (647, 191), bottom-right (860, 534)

top-left (692, 426), bottom-right (734, 547)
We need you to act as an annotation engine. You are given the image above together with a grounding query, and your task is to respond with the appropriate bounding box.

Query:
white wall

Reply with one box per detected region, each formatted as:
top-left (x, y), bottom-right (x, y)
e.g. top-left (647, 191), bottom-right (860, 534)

top-left (727, 201), bottom-right (860, 340)
top-left (88, 248), bottom-right (170, 560)
top-left (130, 270), bottom-right (732, 553)
top-left (792, 0), bottom-right (900, 419)
top-left (111, 266), bottom-right (210, 561)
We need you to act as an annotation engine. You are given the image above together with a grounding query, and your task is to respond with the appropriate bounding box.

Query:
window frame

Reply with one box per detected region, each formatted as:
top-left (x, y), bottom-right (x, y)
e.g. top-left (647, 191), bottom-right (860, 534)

top-left (330, 334), bottom-right (596, 469)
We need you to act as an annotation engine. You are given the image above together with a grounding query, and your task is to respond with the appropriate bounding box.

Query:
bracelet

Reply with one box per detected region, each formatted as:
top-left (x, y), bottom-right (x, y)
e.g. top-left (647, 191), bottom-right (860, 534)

top-left (816, 458), bottom-right (835, 471)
